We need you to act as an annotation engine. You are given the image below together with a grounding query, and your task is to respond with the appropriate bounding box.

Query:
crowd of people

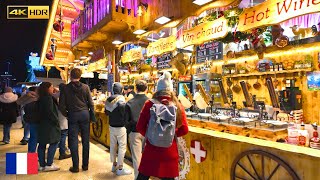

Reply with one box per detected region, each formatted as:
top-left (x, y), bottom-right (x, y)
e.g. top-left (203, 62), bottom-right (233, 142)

top-left (0, 69), bottom-right (189, 180)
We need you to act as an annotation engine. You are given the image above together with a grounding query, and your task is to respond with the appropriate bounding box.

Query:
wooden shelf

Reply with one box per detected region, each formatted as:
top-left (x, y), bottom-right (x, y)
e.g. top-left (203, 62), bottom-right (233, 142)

top-left (224, 68), bottom-right (312, 78)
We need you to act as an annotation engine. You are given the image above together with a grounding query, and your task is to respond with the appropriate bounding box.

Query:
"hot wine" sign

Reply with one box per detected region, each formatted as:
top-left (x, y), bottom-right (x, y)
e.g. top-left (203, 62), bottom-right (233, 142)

top-left (238, 0), bottom-right (320, 32)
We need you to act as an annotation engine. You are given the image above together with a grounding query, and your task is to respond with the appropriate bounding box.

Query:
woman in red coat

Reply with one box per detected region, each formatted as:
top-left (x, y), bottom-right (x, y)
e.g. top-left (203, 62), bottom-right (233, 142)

top-left (136, 72), bottom-right (189, 180)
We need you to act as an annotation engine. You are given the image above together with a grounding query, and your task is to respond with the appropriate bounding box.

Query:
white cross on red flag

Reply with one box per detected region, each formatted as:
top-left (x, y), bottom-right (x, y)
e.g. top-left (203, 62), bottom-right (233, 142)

top-left (190, 140), bottom-right (206, 163)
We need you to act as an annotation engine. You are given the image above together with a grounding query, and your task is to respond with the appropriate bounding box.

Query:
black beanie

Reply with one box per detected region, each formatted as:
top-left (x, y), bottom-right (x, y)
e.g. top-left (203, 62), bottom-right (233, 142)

top-left (113, 82), bottom-right (123, 95)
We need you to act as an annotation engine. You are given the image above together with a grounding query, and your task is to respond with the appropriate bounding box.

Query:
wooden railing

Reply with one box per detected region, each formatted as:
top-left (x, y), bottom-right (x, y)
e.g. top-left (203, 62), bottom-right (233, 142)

top-left (71, 0), bottom-right (138, 44)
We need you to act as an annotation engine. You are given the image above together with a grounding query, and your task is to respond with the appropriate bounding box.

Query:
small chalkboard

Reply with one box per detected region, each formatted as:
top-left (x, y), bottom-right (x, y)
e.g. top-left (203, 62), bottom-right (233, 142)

top-left (196, 41), bottom-right (223, 63)
top-left (157, 53), bottom-right (172, 69)
top-left (107, 73), bottom-right (114, 93)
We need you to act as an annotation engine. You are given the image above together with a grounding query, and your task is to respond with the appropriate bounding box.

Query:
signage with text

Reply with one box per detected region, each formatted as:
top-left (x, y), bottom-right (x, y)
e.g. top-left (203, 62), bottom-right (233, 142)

top-left (7, 6), bottom-right (49, 19)
top-left (121, 48), bottom-right (142, 63)
top-left (87, 58), bottom-right (107, 72)
top-left (147, 36), bottom-right (176, 57)
top-left (157, 53), bottom-right (173, 69)
top-left (177, 17), bottom-right (228, 48)
top-left (238, 0), bottom-right (320, 32)
top-left (196, 41), bottom-right (223, 63)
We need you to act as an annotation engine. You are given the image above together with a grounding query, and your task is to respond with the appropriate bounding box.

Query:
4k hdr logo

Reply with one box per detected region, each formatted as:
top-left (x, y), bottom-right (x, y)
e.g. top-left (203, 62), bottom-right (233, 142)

top-left (7, 6), bottom-right (49, 19)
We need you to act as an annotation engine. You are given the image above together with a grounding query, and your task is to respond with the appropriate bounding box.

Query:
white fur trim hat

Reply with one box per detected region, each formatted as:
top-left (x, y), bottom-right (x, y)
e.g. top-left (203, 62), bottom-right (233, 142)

top-left (156, 71), bottom-right (173, 92)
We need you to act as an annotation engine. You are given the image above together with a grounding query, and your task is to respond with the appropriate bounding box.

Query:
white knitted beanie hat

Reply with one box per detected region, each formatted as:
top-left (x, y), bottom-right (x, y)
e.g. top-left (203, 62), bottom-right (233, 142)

top-left (156, 71), bottom-right (173, 92)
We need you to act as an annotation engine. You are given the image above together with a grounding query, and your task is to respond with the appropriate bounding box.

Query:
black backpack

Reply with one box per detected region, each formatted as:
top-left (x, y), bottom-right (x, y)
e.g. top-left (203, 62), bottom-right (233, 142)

top-left (23, 101), bottom-right (41, 123)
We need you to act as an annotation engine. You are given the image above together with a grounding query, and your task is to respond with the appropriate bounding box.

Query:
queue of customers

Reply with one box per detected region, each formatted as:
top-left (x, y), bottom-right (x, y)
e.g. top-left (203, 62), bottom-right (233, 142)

top-left (105, 71), bottom-right (189, 180)
top-left (0, 69), bottom-right (188, 179)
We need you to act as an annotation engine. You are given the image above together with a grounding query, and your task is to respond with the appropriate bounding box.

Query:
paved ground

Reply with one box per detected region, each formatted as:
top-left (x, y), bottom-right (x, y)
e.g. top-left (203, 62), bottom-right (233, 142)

top-left (0, 118), bottom-right (134, 180)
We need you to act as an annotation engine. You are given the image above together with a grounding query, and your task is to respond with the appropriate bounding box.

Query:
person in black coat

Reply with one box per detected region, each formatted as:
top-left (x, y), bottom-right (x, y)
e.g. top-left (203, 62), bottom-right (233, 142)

top-left (0, 87), bottom-right (18, 144)
top-left (124, 80), bottom-right (149, 178)
top-left (37, 82), bottom-right (61, 172)
top-left (16, 86), bottom-right (39, 152)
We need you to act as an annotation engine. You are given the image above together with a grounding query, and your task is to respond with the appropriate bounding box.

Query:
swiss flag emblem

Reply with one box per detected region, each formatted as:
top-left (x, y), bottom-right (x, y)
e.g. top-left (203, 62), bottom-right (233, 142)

top-left (190, 140), bottom-right (206, 163)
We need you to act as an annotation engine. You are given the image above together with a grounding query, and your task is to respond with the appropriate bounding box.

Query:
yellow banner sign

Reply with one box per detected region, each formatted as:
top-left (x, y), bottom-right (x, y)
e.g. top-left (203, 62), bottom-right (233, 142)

top-left (87, 58), bottom-right (108, 72)
top-left (147, 36), bottom-right (176, 57)
top-left (238, 0), bottom-right (320, 32)
top-left (177, 17), bottom-right (228, 48)
top-left (121, 48), bottom-right (142, 63)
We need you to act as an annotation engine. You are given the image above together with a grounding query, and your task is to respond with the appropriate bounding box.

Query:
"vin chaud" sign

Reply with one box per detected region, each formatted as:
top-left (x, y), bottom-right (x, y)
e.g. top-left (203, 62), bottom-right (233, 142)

top-left (177, 17), bottom-right (228, 48)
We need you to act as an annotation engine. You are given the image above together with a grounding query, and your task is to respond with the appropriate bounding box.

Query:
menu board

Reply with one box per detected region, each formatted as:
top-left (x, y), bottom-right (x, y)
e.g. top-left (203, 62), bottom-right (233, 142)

top-left (157, 53), bottom-right (172, 69)
top-left (196, 41), bottom-right (223, 63)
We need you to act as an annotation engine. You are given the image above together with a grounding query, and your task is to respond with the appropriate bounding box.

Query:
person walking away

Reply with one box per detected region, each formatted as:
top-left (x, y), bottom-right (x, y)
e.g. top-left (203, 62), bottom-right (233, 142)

top-left (0, 87), bottom-right (19, 144)
top-left (125, 80), bottom-right (149, 179)
top-left (136, 72), bottom-right (189, 180)
top-left (105, 82), bottom-right (132, 176)
top-left (16, 86), bottom-right (40, 152)
top-left (53, 83), bottom-right (71, 160)
top-left (59, 68), bottom-right (94, 173)
top-left (19, 87), bottom-right (30, 145)
top-left (37, 82), bottom-right (61, 172)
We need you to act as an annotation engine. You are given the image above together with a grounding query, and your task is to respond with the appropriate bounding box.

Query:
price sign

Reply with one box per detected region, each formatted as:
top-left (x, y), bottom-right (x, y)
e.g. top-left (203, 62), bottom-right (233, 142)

top-left (157, 53), bottom-right (172, 69)
top-left (196, 41), bottom-right (223, 63)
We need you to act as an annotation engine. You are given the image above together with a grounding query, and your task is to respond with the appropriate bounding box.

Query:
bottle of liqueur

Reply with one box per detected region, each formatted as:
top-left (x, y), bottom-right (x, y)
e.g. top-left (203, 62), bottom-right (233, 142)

top-left (298, 123), bottom-right (309, 147)
top-left (310, 124), bottom-right (320, 150)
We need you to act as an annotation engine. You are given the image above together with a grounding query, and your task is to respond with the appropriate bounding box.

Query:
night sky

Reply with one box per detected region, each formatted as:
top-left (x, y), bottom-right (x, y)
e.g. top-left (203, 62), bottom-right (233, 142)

top-left (0, 0), bottom-right (53, 82)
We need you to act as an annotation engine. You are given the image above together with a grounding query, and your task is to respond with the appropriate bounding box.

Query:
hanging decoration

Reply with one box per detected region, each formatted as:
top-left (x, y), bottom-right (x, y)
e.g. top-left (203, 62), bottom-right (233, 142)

top-left (46, 38), bottom-right (57, 60)
top-left (46, 51), bottom-right (54, 60)
top-left (193, 11), bottom-right (224, 27)
top-left (223, 7), bottom-right (243, 27)
top-left (218, 31), bottom-right (249, 44)
top-left (248, 28), bottom-right (267, 48)
top-left (275, 29), bottom-right (289, 48)
top-left (53, 1), bottom-right (64, 32)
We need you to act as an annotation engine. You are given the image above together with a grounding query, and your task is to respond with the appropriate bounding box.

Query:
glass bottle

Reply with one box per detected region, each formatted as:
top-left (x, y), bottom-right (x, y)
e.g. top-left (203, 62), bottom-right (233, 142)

top-left (310, 125), bottom-right (320, 149)
top-left (298, 123), bottom-right (309, 147)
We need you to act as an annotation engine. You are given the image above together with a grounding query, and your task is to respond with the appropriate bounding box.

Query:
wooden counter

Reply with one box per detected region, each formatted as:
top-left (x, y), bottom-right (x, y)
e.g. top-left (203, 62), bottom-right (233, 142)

top-left (91, 107), bottom-right (319, 180)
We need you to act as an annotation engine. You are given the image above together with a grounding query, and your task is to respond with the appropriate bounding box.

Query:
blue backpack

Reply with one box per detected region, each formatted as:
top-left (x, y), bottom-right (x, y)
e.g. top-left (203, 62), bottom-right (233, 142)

top-left (145, 99), bottom-right (177, 148)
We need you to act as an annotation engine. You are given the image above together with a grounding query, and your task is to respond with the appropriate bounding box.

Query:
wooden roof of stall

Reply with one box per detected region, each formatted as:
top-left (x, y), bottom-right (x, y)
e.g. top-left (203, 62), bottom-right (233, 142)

top-left (70, 0), bottom-right (239, 54)
top-left (40, 0), bottom-right (83, 67)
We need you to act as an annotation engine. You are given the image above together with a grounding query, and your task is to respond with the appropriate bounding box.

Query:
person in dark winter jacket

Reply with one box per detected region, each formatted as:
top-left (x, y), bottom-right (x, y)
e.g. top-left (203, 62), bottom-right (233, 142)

top-left (59, 68), bottom-right (94, 173)
top-left (37, 82), bottom-right (61, 172)
top-left (125, 80), bottom-right (149, 179)
top-left (16, 86), bottom-right (39, 152)
top-left (0, 87), bottom-right (19, 144)
top-left (20, 86), bottom-right (29, 144)
top-left (105, 82), bottom-right (132, 176)
top-left (53, 83), bottom-right (71, 160)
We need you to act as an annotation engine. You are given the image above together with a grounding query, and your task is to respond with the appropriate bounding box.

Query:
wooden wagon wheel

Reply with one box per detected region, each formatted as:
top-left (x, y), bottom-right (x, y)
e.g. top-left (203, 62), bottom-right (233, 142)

top-left (231, 150), bottom-right (300, 180)
top-left (92, 116), bottom-right (103, 138)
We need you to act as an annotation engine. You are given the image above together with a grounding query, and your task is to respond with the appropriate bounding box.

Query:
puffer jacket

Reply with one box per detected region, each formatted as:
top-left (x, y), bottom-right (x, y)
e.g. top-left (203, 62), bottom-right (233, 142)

top-left (0, 92), bottom-right (19, 124)
top-left (105, 94), bottom-right (126, 127)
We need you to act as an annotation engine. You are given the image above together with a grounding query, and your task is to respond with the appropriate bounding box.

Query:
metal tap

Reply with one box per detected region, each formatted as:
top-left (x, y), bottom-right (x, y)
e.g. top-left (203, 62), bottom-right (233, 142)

top-left (210, 94), bottom-right (214, 114)
top-left (231, 102), bottom-right (237, 118)
top-left (258, 104), bottom-right (265, 120)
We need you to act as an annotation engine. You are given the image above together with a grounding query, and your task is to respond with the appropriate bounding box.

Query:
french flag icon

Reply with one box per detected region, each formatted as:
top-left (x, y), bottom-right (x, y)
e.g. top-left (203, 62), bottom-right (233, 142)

top-left (6, 153), bottom-right (38, 174)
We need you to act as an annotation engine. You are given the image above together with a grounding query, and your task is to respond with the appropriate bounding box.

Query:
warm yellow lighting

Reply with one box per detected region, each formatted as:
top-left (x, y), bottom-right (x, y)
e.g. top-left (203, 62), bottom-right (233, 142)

top-left (62, 6), bottom-right (77, 12)
top-left (54, 49), bottom-right (72, 53)
top-left (227, 45), bottom-right (320, 64)
top-left (138, 6), bottom-right (143, 16)
top-left (53, 31), bottom-right (71, 36)
top-left (40, 0), bottom-right (60, 65)
top-left (61, 19), bottom-right (71, 23)
top-left (53, 57), bottom-right (66, 61)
